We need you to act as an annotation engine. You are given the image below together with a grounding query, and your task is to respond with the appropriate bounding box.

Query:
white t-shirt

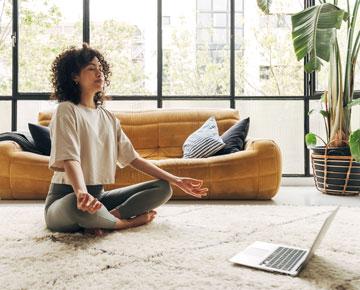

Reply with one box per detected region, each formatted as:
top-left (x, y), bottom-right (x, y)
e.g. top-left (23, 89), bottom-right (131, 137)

top-left (48, 101), bottom-right (140, 185)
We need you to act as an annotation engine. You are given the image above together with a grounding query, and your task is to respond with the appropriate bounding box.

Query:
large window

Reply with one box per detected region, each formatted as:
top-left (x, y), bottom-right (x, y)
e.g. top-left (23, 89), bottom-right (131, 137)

top-left (19, 0), bottom-right (82, 92)
top-left (1, 0), bottom-right (331, 177)
top-left (236, 100), bottom-right (304, 174)
top-left (163, 100), bottom-right (229, 109)
top-left (103, 100), bottom-right (157, 111)
top-left (237, 0), bottom-right (303, 96)
top-left (162, 0), bottom-right (230, 95)
top-left (0, 0), bottom-right (12, 95)
top-left (0, 101), bottom-right (11, 132)
top-left (90, 0), bottom-right (157, 95)
top-left (17, 100), bottom-right (58, 131)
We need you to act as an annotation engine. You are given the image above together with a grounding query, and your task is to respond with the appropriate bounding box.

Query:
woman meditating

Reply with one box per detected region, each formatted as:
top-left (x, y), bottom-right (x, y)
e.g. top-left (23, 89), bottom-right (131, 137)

top-left (44, 43), bottom-right (208, 236)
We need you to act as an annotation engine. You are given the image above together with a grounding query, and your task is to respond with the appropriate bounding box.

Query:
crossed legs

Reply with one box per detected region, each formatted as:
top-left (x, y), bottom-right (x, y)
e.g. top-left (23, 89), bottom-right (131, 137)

top-left (44, 179), bottom-right (173, 233)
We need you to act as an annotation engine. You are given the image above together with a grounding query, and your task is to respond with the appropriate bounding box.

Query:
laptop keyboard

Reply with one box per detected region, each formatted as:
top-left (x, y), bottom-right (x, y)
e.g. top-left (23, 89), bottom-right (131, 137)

top-left (260, 246), bottom-right (307, 272)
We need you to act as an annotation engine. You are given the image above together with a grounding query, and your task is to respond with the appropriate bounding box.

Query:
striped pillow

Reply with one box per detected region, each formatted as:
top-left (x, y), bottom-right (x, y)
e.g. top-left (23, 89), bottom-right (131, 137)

top-left (182, 116), bottom-right (225, 158)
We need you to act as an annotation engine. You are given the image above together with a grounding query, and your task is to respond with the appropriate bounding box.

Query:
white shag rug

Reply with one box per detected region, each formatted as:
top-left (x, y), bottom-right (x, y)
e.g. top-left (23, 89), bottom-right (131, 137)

top-left (0, 204), bottom-right (360, 290)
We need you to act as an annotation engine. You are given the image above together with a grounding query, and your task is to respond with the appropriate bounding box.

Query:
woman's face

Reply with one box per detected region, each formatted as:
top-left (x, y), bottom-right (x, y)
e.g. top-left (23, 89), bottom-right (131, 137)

top-left (74, 57), bottom-right (105, 95)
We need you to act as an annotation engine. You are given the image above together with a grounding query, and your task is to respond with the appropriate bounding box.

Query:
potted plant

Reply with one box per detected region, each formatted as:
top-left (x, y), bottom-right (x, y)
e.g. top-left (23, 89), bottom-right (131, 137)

top-left (257, 0), bottom-right (360, 195)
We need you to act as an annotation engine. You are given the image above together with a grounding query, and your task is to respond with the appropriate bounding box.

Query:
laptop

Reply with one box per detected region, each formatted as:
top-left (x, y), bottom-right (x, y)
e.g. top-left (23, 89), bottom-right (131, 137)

top-left (229, 206), bottom-right (339, 276)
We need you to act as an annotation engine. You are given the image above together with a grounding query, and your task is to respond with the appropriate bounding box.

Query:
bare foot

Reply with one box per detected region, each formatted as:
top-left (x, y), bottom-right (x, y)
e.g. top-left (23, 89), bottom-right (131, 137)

top-left (83, 228), bottom-right (106, 237)
top-left (115, 210), bottom-right (157, 230)
top-left (109, 208), bottom-right (121, 219)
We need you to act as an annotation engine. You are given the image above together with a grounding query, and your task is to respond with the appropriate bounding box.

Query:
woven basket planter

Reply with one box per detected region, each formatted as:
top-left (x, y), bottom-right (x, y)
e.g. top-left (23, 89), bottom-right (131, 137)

top-left (311, 145), bottom-right (360, 196)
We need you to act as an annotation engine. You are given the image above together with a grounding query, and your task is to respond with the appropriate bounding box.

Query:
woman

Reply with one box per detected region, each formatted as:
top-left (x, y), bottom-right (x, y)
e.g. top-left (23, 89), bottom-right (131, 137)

top-left (44, 43), bottom-right (208, 236)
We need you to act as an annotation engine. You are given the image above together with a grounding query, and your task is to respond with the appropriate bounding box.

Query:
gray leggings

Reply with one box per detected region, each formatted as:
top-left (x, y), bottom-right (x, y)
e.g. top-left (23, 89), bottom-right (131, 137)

top-left (44, 179), bottom-right (173, 233)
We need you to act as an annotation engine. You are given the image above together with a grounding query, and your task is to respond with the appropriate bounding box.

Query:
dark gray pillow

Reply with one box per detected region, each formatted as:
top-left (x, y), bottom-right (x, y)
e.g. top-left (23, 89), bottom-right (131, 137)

top-left (0, 131), bottom-right (42, 155)
top-left (28, 123), bottom-right (51, 156)
top-left (213, 117), bottom-right (250, 156)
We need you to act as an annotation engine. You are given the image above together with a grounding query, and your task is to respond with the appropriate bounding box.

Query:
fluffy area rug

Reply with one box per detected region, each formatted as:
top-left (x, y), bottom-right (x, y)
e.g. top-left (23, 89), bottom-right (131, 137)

top-left (0, 204), bottom-right (359, 290)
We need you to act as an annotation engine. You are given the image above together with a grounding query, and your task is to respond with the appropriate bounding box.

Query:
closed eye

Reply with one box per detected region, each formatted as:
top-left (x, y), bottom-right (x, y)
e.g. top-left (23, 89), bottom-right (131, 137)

top-left (87, 64), bottom-right (103, 71)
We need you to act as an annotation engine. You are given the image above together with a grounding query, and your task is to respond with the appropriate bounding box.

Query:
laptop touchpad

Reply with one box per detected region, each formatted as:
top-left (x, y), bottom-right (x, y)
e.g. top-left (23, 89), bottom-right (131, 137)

top-left (245, 247), bottom-right (270, 257)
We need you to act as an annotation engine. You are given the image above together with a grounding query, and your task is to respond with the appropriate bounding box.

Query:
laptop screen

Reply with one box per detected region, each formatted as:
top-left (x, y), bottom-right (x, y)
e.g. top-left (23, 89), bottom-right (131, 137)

top-left (304, 206), bottom-right (339, 264)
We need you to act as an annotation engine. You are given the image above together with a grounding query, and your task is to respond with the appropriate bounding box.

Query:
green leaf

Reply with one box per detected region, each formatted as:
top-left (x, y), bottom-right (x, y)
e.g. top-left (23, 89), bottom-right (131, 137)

top-left (305, 133), bottom-right (317, 148)
top-left (349, 130), bottom-right (360, 162)
top-left (308, 108), bottom-right (329, 117)
top-left (316, 28), bottom-right (335, 62)
top-left (347, 98), bottom-right (360, 109)
top-left (257, 0), bottom-right (272, 14)
top-left (304, 56), bottom-right (323, 73)
top-left (291, 3), bottom-right (348, 73)
top-left (319, 110), bottom-right (330, 117)
top-left (320, 93), bottom-right (326, 102)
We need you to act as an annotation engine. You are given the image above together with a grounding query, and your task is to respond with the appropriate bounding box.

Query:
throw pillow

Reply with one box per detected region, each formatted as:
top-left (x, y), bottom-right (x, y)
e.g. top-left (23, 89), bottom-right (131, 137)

top-left (28, 123), bottom-right (51, 156)
top-left (182, 116), bottom-right (225, 158)
top-left (213, 117), bottom-right (250, 156)
top-left (0, 131), bottom-right (42, 155)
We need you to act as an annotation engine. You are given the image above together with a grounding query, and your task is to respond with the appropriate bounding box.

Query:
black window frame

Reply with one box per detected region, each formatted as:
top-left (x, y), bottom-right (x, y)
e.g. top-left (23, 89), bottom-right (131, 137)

top-left (1, 0), bottom-right (333, 178)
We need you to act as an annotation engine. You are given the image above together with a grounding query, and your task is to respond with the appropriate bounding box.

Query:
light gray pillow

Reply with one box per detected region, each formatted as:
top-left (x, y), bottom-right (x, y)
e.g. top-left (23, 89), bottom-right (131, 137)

top-left (182, 116), bottom-right (225, 158)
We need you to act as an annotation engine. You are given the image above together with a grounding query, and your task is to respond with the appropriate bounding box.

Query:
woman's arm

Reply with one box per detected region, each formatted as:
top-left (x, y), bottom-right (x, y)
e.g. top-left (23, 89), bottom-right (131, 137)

top-left (64, 159), bottom-right (103, 213)
top-left (129, 157), bottom-right (208, 198)
top-left (64, 160), bottom-right (88, 197)
top-left (130, 157), bottom-right (180, 184)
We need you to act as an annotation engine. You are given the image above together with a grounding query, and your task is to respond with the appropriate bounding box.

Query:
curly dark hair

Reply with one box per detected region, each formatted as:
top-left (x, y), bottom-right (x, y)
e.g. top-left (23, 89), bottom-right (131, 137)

top-left (50, 43), bottom-right (111, 107)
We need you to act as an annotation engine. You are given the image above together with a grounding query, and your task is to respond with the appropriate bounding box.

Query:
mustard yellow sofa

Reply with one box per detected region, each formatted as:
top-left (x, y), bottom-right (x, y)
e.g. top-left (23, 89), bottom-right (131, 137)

top-left (0, 108), bottom-right (282, 200)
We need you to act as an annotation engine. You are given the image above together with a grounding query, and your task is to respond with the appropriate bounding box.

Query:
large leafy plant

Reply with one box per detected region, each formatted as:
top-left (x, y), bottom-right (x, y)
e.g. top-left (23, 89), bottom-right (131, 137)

top-left (257, 0), bottom-right (360, 162)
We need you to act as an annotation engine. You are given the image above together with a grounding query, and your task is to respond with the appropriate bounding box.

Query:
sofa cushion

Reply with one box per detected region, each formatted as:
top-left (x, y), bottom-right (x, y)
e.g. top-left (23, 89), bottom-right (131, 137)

top-left (28, 123), bottom-right (51, 156)
top-left (182, 116), bottom-right (225, 158)
top-left (213, 117), bottom-right (250, 156)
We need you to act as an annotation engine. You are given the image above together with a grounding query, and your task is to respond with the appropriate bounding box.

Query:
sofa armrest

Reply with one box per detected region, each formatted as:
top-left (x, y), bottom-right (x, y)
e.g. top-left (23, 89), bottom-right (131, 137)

top-left (0, 141), bottom-right (49, 170)
top-left (11, 150), bottom-right (50, 165)
top-left (0, 141), bottom-right (23, 199)
top-left (0, 140), bottom-right (22, 155)
top-left (0, 141), bottom-right (52, 199)
top-left (0, 140), bottom-right (23, 174)
top-left (245, 138), bottom-right (282, 191)
top-left (207, 138), bottom-right (282, 199)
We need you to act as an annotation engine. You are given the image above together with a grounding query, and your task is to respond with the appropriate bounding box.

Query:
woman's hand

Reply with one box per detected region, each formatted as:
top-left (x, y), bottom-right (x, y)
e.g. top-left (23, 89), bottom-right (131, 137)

top-left (76, 192), bottom-right (103, 214)
top-left (171, 177), bottom-right (208, 198)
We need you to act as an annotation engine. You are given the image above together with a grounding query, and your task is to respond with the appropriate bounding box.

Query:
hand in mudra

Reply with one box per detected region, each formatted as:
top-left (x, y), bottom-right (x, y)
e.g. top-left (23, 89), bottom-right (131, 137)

top-left (77, 192), bottom-right (103, 214)
top-left (172, 177), bottom-right (208, 198)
